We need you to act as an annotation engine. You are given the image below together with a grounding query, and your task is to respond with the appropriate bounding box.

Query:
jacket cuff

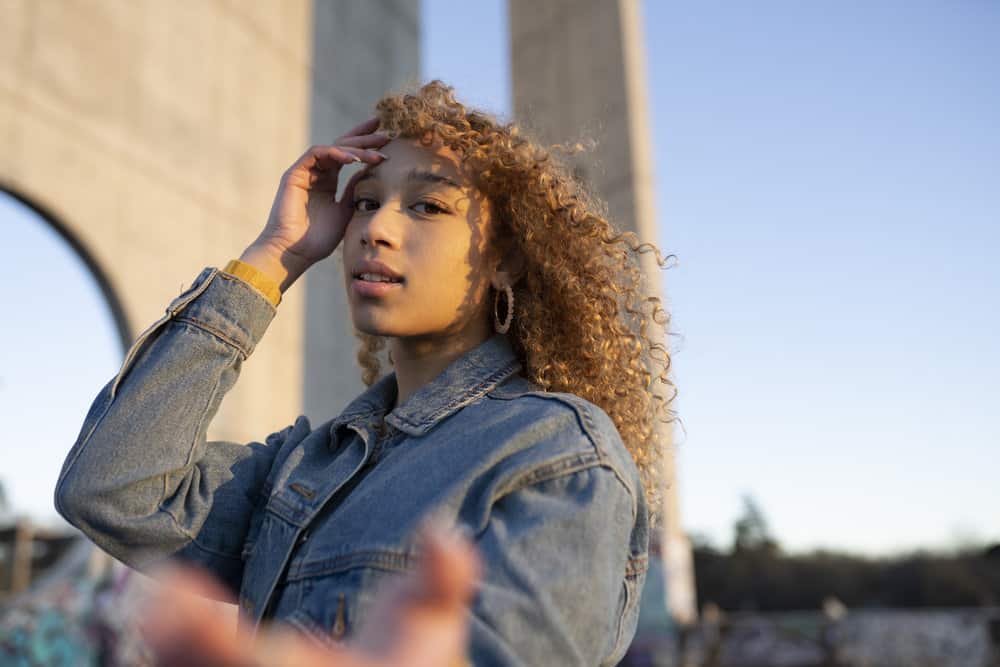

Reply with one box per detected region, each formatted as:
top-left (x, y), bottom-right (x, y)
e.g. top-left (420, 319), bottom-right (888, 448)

top-left (222, 258), bottom-right (283, 307)
top-left (168, 266), bottom-right (278, 359)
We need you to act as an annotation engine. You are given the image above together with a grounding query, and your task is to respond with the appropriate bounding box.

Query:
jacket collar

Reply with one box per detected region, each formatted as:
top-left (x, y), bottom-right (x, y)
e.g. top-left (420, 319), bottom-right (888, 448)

top-left (329, 332), bottom-right (523, 439)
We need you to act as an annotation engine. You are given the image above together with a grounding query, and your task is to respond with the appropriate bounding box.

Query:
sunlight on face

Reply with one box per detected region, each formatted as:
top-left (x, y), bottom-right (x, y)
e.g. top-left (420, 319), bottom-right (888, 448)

top-left (341, 135), bottom-right (497, 341)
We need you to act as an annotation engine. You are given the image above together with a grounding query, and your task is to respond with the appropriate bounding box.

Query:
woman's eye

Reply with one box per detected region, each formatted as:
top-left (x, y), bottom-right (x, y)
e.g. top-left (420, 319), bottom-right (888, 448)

top-left (413, 200), bottom-right (447, 215)
top-left (353, 198), bottom-right (378, 212)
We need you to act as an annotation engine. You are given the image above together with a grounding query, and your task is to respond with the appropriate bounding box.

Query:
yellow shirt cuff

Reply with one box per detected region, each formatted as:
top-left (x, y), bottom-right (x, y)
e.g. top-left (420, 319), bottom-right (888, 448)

top-left (222, 259), bottom-right (282, 307)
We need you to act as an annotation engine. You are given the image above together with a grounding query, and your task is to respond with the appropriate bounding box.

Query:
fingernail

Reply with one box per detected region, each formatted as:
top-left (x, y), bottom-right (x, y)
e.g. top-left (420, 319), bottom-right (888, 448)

top-left (351, 155), bottom-right (362, 163)
top-left (373, 150), bottom-right (389, 160)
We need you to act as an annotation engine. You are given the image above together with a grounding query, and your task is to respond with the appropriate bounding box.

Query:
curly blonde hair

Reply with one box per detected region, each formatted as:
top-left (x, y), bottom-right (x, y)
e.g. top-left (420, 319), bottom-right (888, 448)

top-left (353, 80), bottom-right (676, 522)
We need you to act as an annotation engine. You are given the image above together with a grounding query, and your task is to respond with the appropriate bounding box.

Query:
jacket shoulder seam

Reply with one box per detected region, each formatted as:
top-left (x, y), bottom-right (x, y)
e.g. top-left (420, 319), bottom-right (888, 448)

top-left (486, 390), bottom-right (602, 450)
top-left (490, 449), bottom-right (605, 503)
top-left (486, 391), bottom-right (638, 511)
top-left (488, 454), bottom-right (638, 537)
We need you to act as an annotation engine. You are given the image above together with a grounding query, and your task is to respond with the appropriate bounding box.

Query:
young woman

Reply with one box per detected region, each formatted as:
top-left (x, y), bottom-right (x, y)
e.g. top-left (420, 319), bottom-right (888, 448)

top-left (54, 80), bottom-right (674, 666)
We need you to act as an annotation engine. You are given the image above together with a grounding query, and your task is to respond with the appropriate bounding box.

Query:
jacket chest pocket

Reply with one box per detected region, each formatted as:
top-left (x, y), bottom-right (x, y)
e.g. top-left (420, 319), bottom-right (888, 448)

top-left (286, 582), bottom-right (355, 646)
top-left (285, 551), bottom-right (417, 645)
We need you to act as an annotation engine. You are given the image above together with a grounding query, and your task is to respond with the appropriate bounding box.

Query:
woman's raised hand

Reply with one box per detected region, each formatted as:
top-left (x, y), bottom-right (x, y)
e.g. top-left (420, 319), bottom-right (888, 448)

top-left (240, 117), bottom-right (390, 293)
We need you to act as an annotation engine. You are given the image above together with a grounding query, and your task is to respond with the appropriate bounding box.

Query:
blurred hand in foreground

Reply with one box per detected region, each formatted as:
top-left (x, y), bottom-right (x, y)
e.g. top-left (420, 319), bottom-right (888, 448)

top-left (138, 521), bottom-right (480, 667)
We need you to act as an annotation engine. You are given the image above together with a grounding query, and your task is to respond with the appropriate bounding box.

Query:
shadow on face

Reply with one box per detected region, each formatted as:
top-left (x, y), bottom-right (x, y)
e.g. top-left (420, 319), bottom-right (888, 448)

top-left (341, 134), bottom-right (501, 347)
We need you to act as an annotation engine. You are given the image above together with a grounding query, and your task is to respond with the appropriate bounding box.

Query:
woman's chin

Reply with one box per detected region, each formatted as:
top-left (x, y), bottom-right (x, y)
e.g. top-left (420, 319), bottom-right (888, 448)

top-left (351, 316), bottom-right (399, 338)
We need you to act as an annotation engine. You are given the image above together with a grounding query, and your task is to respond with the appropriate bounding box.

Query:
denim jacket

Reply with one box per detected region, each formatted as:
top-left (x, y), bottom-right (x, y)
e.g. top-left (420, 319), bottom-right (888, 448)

top-left (54, 266), bottom-right (649, 666)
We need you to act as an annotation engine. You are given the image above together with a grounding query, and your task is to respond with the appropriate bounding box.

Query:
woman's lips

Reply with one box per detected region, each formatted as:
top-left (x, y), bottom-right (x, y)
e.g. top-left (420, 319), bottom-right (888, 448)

top-left (352, 277), bottom-right (404, 298)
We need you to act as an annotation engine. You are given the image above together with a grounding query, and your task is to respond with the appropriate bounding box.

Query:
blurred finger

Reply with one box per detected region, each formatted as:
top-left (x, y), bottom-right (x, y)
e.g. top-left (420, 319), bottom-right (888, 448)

top-left (139, 565), bottom-right (255, 667)
top-left (353, 521), bottom-right (480, 666)
top-left (140, 565), bottom-right (369, 667)
top-left (414, 520), bottom-right (481, 609)
top-left (252, 628), bottom-right (367, 667)
top-left (386, 522), bottom-right (480, 666)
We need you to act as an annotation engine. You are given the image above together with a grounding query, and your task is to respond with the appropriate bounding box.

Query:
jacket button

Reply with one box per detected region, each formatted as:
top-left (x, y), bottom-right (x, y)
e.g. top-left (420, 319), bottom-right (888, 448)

top-left (331, 593), bottom-right (346, 638)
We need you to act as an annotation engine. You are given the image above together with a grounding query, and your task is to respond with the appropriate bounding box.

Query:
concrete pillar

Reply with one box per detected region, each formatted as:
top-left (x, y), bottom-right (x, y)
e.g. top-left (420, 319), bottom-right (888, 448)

top-left (303, 0), bottom-right (421, 424)
top-left (508, 0), bottom-right (697, 626)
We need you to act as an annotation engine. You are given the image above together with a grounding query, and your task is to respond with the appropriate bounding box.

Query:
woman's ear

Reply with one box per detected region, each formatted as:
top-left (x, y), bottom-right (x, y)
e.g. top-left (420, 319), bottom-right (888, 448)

top-left (493, 247), bottom-right (526, 288)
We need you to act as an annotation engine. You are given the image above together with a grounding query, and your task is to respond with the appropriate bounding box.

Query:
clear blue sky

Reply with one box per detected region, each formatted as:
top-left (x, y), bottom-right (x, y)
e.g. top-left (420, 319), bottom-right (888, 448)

top-left (644, 2), bottom-right (999, 556)
top-left (2, 1), bottom-right (996, 557)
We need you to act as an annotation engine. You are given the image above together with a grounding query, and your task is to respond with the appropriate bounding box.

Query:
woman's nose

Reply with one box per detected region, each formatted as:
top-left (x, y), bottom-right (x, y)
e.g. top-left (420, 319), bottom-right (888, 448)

top-left (360, 206), bottom-right (401, 248)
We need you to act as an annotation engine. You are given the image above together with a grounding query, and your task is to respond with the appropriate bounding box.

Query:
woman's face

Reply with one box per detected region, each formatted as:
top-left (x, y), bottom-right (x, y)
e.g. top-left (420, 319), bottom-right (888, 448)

top-left (342, 134), bottom-right (498, 341)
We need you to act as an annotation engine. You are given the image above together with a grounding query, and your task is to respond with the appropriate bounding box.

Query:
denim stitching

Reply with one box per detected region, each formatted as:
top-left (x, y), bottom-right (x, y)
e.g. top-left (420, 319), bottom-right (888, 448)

top-left (575, 401), bottom-right (638, 524)
top-left (488, 391), bottom-right (638, 523)
top-left (267, 494), bottom-right (310, 527)
top-left (489, 451), bottom-right (604, 504)
top-left (217, 271), bottom-right (279, 316)
top-left (286, 549), bottom-right (417, 581)
top-left (284, 610), bottom-right (345, 650)
top-left (173, 316), bottom-right (252, 360)
top-left (109, 313), bottom-right (172, 399)
top-left (610, 577), bottom-right (634, 662)
top-left (165, 267), bottom-right (218, 316)
top-left (481, 391), bottom-right (641, 526)
top-left (391, 360), bottom-right (520, 430)
top-left (55, 270), bottom-right (218, 515)
top-left (106, 268), bottom-right (217, 400)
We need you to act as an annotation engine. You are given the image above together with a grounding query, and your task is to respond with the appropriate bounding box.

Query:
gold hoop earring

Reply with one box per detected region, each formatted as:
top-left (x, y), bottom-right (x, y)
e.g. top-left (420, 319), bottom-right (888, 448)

top-left (494, 283), bottom-right (514, 334)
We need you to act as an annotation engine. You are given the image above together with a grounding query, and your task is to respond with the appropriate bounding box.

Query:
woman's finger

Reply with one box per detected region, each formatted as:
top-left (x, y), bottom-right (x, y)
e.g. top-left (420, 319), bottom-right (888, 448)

top-left (412, 520), bottom-right (481, 610)
top-left (352, 520), bottom-right (480, 666)
top-left (309, 148), bottom-right (384, 190)
top-left (337, 146), bottom-right (389, 165)
top-left (253, 629), bottom-right (368, 667)
top-left (337, 116), bottom-right (381, 141)
top-left (139, 564), bottom-right (369, 667)
top-left (337, 132), bottom-right (391, 149)
top-left (307, 145), bottom-right (363, 172)
top-left (139, 565), bottom-right (257, 667)
top-left (307, 145), bottom-right (386, 174)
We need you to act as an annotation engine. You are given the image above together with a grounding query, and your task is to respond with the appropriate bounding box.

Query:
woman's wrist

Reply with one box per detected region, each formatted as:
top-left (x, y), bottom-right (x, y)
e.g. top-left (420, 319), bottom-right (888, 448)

top-left (237, 241), bottom-right (312, 296)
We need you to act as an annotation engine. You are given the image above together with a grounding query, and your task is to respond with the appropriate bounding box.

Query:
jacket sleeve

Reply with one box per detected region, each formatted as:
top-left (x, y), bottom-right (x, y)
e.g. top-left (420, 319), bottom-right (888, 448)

top-left (53, 266), bottom-right (306, 599)
top-left (465, 463), bottom-right (647, 667)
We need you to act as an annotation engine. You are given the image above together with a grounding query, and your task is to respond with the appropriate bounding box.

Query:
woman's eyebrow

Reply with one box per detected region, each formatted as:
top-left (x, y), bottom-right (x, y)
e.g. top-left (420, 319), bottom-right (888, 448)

top-left (355, 167), bottom-right (464, 191)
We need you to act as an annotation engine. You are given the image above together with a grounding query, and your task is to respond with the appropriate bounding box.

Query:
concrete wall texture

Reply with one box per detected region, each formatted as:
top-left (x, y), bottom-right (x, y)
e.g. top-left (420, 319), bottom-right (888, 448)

top-left (0, 0), bottom-right (420, 445)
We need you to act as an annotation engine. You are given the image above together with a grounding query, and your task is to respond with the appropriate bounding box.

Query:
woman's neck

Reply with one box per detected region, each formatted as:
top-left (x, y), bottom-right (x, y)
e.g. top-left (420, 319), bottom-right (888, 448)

top-left (388, 321), bottom-right (492, 409)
